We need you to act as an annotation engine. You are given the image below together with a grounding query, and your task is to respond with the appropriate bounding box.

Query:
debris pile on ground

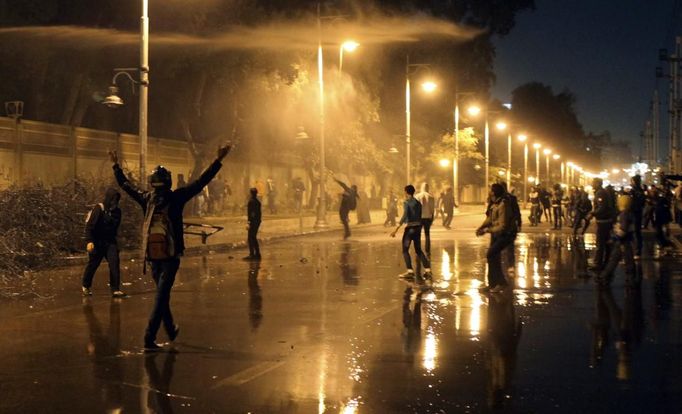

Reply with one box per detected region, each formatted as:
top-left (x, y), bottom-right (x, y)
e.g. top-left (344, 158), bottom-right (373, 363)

top-left (0, 176), bottom-right (142, 289)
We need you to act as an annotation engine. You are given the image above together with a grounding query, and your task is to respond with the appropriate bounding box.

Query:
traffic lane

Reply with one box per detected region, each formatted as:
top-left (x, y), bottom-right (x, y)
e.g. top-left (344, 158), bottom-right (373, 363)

top-left (1, 230), bottom-right (681, 413)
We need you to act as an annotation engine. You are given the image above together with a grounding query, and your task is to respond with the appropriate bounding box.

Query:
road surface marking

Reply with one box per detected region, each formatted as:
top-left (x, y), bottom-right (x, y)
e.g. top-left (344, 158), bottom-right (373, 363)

top-left (211, 360), bottom-right (286, 388)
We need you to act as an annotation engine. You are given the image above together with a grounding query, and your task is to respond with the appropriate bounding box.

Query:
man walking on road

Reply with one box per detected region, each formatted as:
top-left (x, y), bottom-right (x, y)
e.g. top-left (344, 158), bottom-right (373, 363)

top-left (391, 185), bottom-right (432, 279)
top-left (244, 187), bottom-right (262, 261)
top-left (110, 144), bottom-right (231, 351)
top-left (476, 183), bottom-right (513, 293)
top-left (415, 182), bottom-right (435, 256)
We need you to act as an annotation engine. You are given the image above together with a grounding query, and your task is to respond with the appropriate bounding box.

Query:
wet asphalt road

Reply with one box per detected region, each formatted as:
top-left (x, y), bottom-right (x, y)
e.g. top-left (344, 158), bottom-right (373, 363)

top-left (1, 217), bottom-right (682, 413)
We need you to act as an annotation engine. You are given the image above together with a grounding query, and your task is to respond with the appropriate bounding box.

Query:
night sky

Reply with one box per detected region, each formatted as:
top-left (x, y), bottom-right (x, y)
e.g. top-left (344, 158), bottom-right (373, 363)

top-left (492, 0), bottom-right (677, 159)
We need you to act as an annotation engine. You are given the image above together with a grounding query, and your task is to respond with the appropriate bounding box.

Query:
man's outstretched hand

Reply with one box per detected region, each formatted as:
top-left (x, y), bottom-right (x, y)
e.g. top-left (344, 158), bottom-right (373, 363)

top-left (217, 144), bottom-right (232, 161)
top-left (108, 150), bottom-right (118, 165)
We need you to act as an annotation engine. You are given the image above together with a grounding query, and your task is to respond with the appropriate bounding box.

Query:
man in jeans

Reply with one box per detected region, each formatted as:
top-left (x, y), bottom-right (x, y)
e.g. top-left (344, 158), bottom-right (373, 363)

top-left (110, 144), bottom-right (231, 351)
top-left (415, 182), bottom-right (435, 256)
top-left (390, 185), bottom-right (432, 279)
top-left (476, 183), bottom-right (512, 293)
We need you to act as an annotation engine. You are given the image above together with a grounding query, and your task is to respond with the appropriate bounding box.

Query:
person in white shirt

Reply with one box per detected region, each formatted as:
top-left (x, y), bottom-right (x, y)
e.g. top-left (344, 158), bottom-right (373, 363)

top-left (415, 182), bottom-right (435, 256)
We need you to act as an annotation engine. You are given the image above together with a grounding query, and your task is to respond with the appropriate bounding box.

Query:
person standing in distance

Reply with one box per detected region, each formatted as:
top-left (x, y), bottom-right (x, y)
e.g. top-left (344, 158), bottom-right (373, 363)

top-left (390, 185), bottom-right (432, 279)
top-left (109, 144), bottom-right (231, 352)
top-left (590, 178), bottom-right (615, 271)
top-left (244, 187), bottom-right (262, 261)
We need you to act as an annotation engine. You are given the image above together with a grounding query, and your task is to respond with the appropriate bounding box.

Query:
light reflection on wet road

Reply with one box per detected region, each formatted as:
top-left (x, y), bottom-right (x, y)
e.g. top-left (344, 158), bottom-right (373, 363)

top-left (0, 226), bottom-right (681, 413)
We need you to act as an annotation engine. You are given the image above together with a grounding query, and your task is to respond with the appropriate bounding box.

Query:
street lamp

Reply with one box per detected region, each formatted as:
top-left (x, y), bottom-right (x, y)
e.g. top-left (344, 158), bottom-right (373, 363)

top-left (439, 158), bottom-right (450, 168)
top-left (495, 121), bottom-right (512, 190)
top-left (453, 92), bottom-right (477, 207)
top-left (102, 0), bottom-right (149, 187)
top-left (543, 148), bottom-right (552, 182)
top-left (533, 143), bottom-right (542, 185)
top-left (405, 56), bottom-right (435, 184)
top-left (552, 153), bottom-right (561, 183)
top-left (339, 40), bottom-right (359, 72)
top-left (518, 134), bottom-right (529, 205)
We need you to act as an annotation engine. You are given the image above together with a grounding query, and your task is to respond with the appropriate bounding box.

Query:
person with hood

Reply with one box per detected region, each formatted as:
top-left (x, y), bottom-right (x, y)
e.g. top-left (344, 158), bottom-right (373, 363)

top-left (334, 176), bottom-right (359, 240)
top-left (390, 185), bottom-right (432, 279)
top-left (81, 188), bottom-right (125, 297)
top-left (109, 144), bottom-right (231, 351)
top-left (476, 183), bottom-right (513, 293)
top-left (415, 182), bottom-right (436, 256)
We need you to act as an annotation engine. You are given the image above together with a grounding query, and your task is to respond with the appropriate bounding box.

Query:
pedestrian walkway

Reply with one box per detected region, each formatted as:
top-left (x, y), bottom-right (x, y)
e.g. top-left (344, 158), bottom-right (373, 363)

top-left (186, 204), bottom-right (483, 251)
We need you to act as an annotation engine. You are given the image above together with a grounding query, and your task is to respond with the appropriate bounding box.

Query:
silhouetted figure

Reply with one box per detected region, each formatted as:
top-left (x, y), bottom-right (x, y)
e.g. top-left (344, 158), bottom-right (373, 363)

top-left (335, 177), bottom-right (359, 240)
top-left (591, 178), bottom-right (615, 270)
top-left (81, 188), bottom-right (125, 297)
top-left (244, 187), bottom-right (262, 261)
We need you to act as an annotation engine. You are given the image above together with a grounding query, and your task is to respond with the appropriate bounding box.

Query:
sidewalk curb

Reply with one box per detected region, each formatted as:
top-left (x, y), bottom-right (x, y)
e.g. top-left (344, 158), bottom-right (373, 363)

top-left (56, 211), bottom-right (483, 268)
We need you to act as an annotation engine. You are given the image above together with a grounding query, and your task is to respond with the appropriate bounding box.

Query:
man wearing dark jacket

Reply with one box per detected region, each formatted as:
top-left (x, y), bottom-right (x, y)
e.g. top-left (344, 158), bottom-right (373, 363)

top-left (110, 144), bottom-right (231, 351)
top-left (335, 177), bottom-right (359, 240)
top-left (591, 178), bottom-right (614, 270)
top-left (244, 187), bottom-right (262, 260)
top-left (82, 188), bottom-right (125, 297)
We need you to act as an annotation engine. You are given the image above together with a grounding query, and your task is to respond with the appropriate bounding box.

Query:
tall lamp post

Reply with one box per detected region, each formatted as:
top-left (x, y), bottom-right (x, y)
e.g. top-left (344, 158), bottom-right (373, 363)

top-left (315, 3), bottom-right (328, 228)
top-left (543, 148), bottom-right (552, 182)
top-left (339, 40), bottom-right (359, 72)
top-left (494, 121), bottom-right (513, 190)
top-left (553, 154), bottom-right (561, 182)
top-left (405, 57), bottom-right (436, 184)
top-left (102, 0), bottom-right (149, 185)
top-left (533, 143), bottom-right (542, 185)
top-left (518, 134), bottom-right (529, 206)
top-left (453, 92), bottom-right (476, 204)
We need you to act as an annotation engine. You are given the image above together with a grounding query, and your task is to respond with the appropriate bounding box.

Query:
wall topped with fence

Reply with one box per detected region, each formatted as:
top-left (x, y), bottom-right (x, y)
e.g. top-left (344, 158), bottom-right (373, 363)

top-left (0, 116), bottom-right (194, 188)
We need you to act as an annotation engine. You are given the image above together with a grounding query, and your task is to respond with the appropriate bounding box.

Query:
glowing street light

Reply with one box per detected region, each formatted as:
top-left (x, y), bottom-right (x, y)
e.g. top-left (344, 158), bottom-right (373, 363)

top-left (405, 57), bottom-right (435, 183)
top-left (339, 40), bottom-right (359, 72)
top-left (421, 81), bottom-right (438, 93)
top-left (467, 105), bottom-right (482, 117)
top-left (439, 158), bottom-right (450, 168)
top-left (496, 121), bottom-right (508, 131)
top-left (543, 149), bottom-right (552, 182)
top-left (341, 40), bottom-right (359, 52)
